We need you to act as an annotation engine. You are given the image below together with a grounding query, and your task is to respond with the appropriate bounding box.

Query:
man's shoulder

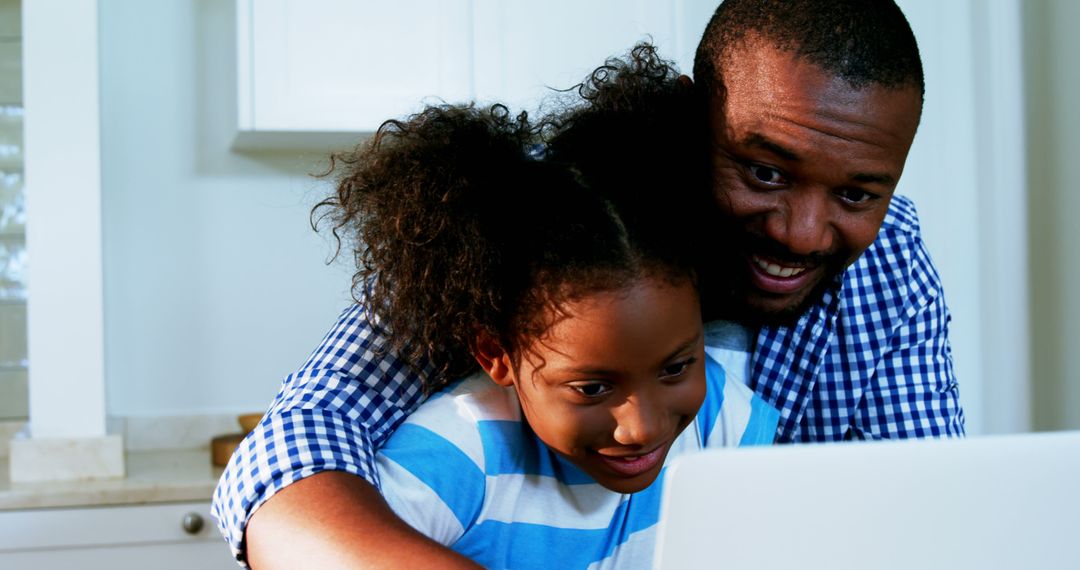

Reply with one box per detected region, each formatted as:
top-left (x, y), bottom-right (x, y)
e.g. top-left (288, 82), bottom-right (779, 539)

top-left (847, 195), bottom-right (938, 293)
top-left (838, 194), bottom-right (944, 324)
top-left (290, 303), bottom-right (401, 379)
top-left (271, 302), bottom-right (432, 413)
top-left (880, 194), bottom-right (921, 236)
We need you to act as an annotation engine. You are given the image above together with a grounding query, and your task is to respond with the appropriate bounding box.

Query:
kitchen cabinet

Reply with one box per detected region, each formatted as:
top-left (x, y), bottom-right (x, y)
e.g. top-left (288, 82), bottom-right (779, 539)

top-left (236, 0), bottom-right (711, 144)
top-left (0, 501), bottom-right (236, 569)
top-left (238, 0), bottom-right (473, 134)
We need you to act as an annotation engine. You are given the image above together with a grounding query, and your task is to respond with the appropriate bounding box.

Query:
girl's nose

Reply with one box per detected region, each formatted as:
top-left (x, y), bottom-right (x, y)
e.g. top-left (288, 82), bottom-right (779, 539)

top-left (612, 399), bottom-right (667, 447)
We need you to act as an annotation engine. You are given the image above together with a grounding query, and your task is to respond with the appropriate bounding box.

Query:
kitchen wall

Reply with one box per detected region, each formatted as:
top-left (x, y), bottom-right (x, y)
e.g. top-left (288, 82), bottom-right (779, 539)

top-left (100, 1), bottom-right (353, 416)
top-left (893, 0), bottom-right (989, 433)
top-left (1026, 0), bottom-right (1080, 431)
top-left (98, 0), bottom-right (720, 419)
top-left (97, 1), bottom-right (1075, 433)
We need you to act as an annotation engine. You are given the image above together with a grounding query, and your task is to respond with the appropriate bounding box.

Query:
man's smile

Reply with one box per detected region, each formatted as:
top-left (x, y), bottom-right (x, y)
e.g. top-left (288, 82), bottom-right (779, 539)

top-left (752, 255), bottom-right (809, 278)
top-left (747, 254), bottom-right (820, 296)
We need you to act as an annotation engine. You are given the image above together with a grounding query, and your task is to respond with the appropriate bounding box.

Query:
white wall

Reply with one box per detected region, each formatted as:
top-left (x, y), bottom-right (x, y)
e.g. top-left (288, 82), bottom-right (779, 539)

top-left (1026, 0), bottom-right (1080, 431)
top-left (98, 0), bottom-right (720, 418)
top-left (892, 0), bottom-right (985, 433)
top-left (832, 0), bottom-right (1033, 435)
top-left (100, 1), bottom-right (352, 417)
top-left (97, 0), bottom-right (1034, 433)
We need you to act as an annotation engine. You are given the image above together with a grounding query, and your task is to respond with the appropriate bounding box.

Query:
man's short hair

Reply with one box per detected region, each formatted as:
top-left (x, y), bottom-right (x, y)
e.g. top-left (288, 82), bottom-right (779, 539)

top-left (693, 0), bottom-right (924, 99)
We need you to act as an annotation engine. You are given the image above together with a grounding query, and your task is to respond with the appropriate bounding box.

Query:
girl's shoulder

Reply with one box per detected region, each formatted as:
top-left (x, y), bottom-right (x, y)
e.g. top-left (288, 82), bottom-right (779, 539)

top-left (697, 321), bottom-right (781, 447)
top-left (417, 372), bottom-right (523, 424)
top-left (388, 372), bottom-right (523, 468)
top-left (376, 373), bottom-right (518, 544)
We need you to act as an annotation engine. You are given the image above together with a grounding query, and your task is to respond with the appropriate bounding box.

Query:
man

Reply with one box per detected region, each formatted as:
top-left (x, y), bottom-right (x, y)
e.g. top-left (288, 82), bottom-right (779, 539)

top-left (212, 1), bottom-right (964, 567)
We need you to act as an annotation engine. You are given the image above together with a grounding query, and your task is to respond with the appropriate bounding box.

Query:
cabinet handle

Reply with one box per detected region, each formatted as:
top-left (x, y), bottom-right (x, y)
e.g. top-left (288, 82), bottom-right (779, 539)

top-left (182, 512), bottom-right (205, 535)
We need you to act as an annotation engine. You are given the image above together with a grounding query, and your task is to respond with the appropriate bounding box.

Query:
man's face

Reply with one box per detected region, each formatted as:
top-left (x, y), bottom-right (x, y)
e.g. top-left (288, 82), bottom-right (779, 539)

top-left (708, 39), bottom-right (923, 324)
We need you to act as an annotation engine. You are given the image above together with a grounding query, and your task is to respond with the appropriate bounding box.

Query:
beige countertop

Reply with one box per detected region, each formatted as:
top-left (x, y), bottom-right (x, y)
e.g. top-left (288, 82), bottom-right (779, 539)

top-left (0, 449), bottom-right (222, 510)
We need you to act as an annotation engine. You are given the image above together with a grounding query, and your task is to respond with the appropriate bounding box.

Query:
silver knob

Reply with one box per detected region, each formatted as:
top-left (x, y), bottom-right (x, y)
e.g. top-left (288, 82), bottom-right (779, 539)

top-left (182, 512), bottom-right (205, 535)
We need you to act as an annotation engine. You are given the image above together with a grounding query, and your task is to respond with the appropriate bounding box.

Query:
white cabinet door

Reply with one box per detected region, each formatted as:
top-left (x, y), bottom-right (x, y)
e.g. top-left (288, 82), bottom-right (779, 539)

top-left (472, 0), bottom-right (680, 113)
top-left (239, 0), bottom-right (473, 133)
top-left (0, 501), bottom-right (236, 569)
top-left (0, 542), bottom-right (237, 570)
top-left (237, 0), bottom-right (717, 138)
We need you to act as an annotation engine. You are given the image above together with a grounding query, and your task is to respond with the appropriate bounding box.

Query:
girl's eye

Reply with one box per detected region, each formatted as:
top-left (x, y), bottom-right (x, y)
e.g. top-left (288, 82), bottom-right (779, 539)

top-left (747, 163), bottom-right (786, 186)
top-left (571, 383), bottom-right (612, 398)
top-left (661, 358), bottom-right (697, 379)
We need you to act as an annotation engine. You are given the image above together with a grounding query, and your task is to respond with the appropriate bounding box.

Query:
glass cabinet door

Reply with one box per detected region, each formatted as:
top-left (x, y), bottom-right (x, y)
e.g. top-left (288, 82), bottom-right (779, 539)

top-left (0, 0), bottom-right (26, 421)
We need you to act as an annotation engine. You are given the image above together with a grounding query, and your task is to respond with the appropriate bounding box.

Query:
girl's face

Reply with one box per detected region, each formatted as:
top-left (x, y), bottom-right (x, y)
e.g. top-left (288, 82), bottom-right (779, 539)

top-left (484, 277), bottom-right (706, 494)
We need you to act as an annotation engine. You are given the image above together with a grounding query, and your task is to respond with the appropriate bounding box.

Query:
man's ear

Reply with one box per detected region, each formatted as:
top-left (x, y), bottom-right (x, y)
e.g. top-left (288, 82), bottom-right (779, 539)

top-left (473, 333), bottom-right (514, 387)
top-left (677, 74), bottom-right (693, 88)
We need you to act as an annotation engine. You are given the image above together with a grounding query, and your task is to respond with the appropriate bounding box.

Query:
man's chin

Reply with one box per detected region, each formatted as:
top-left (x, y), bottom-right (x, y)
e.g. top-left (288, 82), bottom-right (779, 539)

top-left (740, 293), bottom-right (815, 327)
top-left (701, 248), bottom-right (845, 327)
top-left (726, 277), bottom-right (834, 328)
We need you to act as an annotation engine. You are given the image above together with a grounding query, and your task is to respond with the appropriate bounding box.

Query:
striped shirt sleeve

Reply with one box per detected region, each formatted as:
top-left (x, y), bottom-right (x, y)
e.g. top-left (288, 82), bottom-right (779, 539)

top-left (378, 424), bottom-right (486, 544)
top-left (698, 353), bottom-right (780, 447)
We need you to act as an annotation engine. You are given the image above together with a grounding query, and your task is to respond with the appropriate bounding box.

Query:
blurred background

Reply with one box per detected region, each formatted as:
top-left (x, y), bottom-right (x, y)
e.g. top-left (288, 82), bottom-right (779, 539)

top-left (1, 0), bottom-right (1076, 441)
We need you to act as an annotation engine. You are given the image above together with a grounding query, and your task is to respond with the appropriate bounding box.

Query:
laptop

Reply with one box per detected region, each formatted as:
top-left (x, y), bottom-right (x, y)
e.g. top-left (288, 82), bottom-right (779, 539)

top-left (653, 431), bottom-right (1080, 569)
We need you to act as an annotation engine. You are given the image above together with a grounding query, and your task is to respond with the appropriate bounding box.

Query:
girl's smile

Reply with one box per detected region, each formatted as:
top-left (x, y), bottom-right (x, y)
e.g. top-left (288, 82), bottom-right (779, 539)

top-left (480, 276), bottom-right (706, 494)
top-left (594, 444), bottom-right (670, 478)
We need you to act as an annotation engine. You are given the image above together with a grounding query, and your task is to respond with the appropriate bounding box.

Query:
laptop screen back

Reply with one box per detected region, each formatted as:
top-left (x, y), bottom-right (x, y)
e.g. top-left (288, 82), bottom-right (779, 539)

top-left (654, 432), bottom-right (1080, 570)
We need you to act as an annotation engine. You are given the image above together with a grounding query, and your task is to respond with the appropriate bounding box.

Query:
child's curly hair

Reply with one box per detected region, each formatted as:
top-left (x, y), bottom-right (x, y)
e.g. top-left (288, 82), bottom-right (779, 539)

top-left (312, 43), bottom-right (712, 392)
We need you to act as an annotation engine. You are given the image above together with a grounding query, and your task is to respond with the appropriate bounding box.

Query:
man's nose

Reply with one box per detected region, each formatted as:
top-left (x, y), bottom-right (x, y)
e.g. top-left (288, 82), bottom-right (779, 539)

top-left (766, 189), bottom-right (833, 256)
top-left (612, 398), bottom-right (667, 447)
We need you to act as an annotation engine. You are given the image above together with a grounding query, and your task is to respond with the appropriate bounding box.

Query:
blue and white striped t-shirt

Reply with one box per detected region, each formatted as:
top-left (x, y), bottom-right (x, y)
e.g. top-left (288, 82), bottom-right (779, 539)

top-left (376, 326), bottom-right (780, 570)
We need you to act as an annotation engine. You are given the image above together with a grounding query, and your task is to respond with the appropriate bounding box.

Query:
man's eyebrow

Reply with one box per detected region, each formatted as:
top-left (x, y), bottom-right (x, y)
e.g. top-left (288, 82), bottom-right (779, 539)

top-left (742, 133), bottom-right (897, 186)
top-left (741, 133), bottom-right (800, 161)
top-left (851, 172), bottom-right (896, 186)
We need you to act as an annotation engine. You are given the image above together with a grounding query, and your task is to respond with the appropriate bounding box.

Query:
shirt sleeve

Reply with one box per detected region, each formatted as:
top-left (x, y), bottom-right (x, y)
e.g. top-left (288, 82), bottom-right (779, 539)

top-left (377, 423), bottom-right (487, 546)
top-left (849, 233), bottom-right (966, 439)
top-left (210, 303), bottom-right (432, 566)
top-left (699, 353), bottom-right (780, 447)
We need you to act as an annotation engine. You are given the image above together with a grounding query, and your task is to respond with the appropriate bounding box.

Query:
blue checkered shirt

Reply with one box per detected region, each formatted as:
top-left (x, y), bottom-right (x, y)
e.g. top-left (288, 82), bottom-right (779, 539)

top-left (211, 194), bottom-right (964, 565)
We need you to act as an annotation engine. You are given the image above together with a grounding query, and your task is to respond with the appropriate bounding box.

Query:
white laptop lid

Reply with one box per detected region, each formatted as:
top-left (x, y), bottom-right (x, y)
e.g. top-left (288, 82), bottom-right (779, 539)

top-left (654, 431), bottom-right (1080, 570)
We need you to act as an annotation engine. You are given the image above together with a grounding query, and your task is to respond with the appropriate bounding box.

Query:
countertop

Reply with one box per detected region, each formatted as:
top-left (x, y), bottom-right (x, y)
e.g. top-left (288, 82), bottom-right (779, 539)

top-left (0, 449), bottom-right (222, 510)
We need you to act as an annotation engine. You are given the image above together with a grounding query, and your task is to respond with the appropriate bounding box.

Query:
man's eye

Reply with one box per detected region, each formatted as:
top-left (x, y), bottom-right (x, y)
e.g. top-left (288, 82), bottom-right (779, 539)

top-left (571, 383), bottom-right (611, 398)
top-left (747, 164), bottom-right (786, 186)
top-left (835, 187), bottom-right (878, 204)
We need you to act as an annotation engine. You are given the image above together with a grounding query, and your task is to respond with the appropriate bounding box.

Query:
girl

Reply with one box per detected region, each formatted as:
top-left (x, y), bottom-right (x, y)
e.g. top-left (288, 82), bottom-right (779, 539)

top-left (314, 45), bottom-right (779, 569)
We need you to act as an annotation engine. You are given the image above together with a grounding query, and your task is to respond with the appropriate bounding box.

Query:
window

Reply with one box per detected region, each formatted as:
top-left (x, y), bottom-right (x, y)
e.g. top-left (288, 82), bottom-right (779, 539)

top-left (0, 0), bottom-right (26, 421)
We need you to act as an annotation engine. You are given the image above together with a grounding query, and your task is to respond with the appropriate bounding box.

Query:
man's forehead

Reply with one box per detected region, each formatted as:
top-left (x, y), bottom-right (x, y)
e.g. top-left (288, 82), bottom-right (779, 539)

top-left (714, 34), bottom-right (922, 104)
top-left (711, 38), bottom-right (923, 142)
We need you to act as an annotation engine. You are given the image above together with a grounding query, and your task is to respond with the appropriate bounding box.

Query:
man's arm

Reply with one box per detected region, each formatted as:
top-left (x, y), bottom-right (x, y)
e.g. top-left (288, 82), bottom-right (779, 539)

top-left (211, 304), bottom-right (454, 566)
top-left (245, 472), bottom-right (480, 569)
top-left (850, 230), bottom-right (965, 439)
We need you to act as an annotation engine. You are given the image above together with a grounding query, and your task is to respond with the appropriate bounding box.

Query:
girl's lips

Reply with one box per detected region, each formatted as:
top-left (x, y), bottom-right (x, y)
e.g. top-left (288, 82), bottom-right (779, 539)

top-left (596, 444), bottom-right (668, 478)
top-left (747, 255), bottom-right (818, 295)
